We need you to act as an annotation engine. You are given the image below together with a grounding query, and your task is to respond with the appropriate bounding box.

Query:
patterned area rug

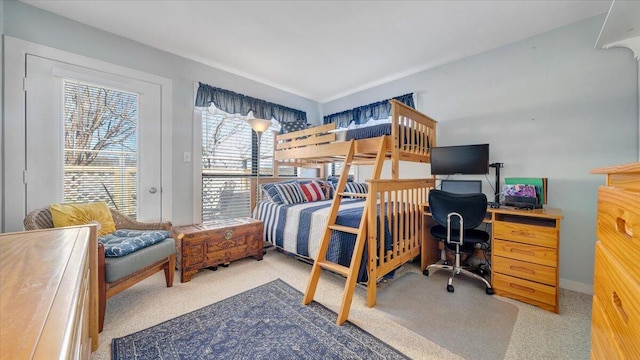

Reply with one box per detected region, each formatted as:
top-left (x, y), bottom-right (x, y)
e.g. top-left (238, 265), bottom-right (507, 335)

top-left (112, 279), bottom-right (408, 359)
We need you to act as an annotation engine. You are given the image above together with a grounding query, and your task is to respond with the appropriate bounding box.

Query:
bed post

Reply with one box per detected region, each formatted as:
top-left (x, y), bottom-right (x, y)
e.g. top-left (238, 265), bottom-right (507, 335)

top-left (391, 101), bottom-right (400, 180)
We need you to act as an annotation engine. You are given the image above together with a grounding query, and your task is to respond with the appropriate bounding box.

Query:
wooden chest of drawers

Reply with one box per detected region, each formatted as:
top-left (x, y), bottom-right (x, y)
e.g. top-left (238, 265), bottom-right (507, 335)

top-left (0, 226), bottom-right (99, 358)
top-left (491, 208), bottom-right (563, 313)
top-left (171, 218), bottom-right (264, 282)
top-left (591, 162), bottom-right (640, 359)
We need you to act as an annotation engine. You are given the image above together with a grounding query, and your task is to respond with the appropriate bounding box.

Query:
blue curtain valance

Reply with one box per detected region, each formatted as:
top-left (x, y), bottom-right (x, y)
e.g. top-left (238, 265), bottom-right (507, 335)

top-left (323, 93), bottom-right (415, 128)
top-left (195, 82), bottom-right (307, 132)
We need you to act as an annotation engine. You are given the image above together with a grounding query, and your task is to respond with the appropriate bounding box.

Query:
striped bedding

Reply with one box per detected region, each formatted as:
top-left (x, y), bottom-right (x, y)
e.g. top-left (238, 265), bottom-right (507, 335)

top-left (256, 198), bottom-right (393, 282)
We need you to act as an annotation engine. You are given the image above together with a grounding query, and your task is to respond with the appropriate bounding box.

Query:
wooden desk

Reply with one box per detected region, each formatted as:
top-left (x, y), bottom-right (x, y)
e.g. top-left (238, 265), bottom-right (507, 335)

top-left (421, 204), bottom-right (564, 313)
top-left (0, 225), bottom-right (99, 358)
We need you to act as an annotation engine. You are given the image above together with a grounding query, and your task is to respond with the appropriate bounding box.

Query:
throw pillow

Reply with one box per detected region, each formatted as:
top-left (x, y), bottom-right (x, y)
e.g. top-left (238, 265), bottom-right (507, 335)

top-left (345, 182), bottom-right (368, 194)
top-left (315, 180), bottom-right (334, 199)
top-left (299, 181), bottom-right (327, 202)
top-left (261, 180), bottom-right (297, 204)
top-left (50, 202), bottom-right (116, 236)
top-left (273, 182), bottom-right (306, 205)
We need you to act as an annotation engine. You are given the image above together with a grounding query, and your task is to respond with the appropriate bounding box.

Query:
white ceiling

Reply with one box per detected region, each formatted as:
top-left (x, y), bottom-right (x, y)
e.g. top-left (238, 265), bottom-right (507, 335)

top-left (23, 0), bottom-right (612, 103)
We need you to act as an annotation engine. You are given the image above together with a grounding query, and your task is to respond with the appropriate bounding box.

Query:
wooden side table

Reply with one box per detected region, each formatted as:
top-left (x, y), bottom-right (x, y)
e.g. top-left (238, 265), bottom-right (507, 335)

top-left (171, 218), bottom-right (264, 282)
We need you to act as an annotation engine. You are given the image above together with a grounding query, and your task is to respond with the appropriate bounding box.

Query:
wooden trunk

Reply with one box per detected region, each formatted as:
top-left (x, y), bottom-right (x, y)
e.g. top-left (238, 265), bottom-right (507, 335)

top-left (171, 218), bottom-right (264, 282)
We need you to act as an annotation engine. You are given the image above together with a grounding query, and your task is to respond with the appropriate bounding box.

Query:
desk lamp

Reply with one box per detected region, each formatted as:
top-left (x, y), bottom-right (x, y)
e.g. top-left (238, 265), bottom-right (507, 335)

top-left (247, 113), bottom-right (271, 219)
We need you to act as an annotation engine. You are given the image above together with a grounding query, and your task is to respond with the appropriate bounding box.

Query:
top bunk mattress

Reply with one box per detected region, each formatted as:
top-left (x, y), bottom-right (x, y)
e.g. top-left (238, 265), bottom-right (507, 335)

top-left (345, 123), bottom-right (391, 141)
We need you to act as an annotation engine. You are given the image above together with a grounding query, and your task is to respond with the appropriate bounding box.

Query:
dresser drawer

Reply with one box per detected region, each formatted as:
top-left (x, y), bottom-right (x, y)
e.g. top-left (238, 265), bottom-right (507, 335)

top-left (597, 187), bottom-right (640, 283)
top-left (593, 242), bottom-right (640, 359)
top-left (493, 255), bottom-right (556, 286)
top-left (493, 239), bottom-right (557, 267)
top-left (493, 221), bottom-right (558, 248)
top-left (591, 296), bottom-right (624, 360)
top-left (493, 272), bottom-right (556, 308)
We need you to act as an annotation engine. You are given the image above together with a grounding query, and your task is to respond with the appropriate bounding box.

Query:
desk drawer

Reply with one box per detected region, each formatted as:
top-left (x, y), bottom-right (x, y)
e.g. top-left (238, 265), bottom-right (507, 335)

top-left (493, 255), bottom-right (556, 286)
top-left (597, 187), bottom-right (640, 283)
top-left (493, 221), bottom-right (558, 248)
top-left (493, 272), bottom-right (556, 309)
top-left (493, 239), bottom-right (557, 267)
top-left (593, 242), bottom-right (640, 358)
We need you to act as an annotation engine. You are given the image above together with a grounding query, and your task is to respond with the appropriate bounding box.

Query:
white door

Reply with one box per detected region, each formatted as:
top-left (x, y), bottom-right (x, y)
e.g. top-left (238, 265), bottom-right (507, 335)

top-left (25, 54), bottom-right (163, 221)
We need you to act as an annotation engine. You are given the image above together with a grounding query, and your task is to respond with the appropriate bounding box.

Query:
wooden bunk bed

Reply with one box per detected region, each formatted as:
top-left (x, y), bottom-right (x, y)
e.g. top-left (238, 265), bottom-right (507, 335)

top-left (273, 100), bottom-right (437, 325)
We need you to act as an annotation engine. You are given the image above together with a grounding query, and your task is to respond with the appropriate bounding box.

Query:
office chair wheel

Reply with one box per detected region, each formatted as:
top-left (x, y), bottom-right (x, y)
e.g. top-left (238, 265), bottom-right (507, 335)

top-left (447, 284), bottom-right (454, 293)
top-left (486, 287), bottom-right (495, 295)
top-left (423, 269), bottom-right (430, 276)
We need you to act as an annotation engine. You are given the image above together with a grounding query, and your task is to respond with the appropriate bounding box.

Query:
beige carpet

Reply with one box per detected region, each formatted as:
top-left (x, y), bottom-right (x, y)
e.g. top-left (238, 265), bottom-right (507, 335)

top-left (376, 271), bottom-right (518, 360)
top-left (91, 249), bottom-right (592, 360)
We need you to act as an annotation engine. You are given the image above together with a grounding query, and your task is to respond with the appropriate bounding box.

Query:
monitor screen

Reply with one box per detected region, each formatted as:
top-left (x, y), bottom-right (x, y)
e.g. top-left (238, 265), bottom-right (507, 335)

top-left (441, 180), bottom-right (482, 194)
top-left (430, 144), bottom-right (489, 175)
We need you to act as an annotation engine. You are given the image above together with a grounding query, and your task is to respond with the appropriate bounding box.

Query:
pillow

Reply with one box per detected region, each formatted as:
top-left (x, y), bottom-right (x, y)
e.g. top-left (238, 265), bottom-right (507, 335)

top-left (315, 180), bottom-right (334, 199)
top-left (261, 180), bottom-right (297, 204)
top-left (327, 175), bottom-right (353, 188)
top-left (273, 182), bottom-right (306, 205)
top-left (98, 229), bottom-right (170, 257)
top-left (299, 181), bottom-right (327, 202)
top-left (345, 182), bottom-right (368, 195)
top-left (50, 202), bottom-right (116, 236)
top-left (281, 121), bottom-right (308, 134)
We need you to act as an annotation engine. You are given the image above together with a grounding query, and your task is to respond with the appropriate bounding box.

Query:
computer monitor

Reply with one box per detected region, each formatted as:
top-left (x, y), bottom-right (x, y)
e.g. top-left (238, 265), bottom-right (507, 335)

top-left (441, 180), bottom-right (482, 194)
top-left (430, 144), bottom-right (490, 175)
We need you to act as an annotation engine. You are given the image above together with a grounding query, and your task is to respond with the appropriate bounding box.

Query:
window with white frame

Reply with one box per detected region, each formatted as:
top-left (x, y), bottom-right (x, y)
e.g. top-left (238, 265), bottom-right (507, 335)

top-left (201, 106), bottom-right (294, 221)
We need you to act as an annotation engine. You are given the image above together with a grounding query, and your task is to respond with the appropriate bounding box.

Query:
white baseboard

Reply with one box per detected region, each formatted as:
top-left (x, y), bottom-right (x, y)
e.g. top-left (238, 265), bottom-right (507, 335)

top-left (560, 278), bottom-right (593, 295)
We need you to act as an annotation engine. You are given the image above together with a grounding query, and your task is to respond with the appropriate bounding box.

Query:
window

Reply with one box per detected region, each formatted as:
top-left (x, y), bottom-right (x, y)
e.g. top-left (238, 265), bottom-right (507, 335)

top-left (63, 80), bottom-right (139, 217)
top-left (329, 162), bottom-right (355, 178)
top-left (201, 106), bottom-right (284, 221)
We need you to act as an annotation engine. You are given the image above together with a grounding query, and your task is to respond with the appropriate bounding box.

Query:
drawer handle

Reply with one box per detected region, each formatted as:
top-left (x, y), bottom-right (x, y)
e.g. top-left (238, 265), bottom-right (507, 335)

top-left (510, 248), bottom-right (536, 256)
top-left (615, 217), bottom-right (633, 238)
top-left (509, 283), bottom-right (535, 293)
top-left (511, 230), bottom-right (535, 238)
top-left (509, 265), bottom-right (535, 275)
top-left (612, 291), bottom-right (629, 323)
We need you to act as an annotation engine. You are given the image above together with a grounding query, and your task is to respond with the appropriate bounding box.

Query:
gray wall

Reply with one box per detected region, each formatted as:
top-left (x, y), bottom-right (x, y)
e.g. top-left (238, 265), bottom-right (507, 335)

top-left (323, 15), bottom-right (639, 288)
top-left (1, 0), bottom-right (320, 227)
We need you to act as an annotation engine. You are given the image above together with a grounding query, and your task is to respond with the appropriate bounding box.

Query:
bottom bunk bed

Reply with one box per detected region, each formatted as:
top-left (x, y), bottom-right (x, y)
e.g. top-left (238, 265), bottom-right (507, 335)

top-left (255, 177), bottom-right (434, 323)
top-left (258, 197), bottom-right (394, 283)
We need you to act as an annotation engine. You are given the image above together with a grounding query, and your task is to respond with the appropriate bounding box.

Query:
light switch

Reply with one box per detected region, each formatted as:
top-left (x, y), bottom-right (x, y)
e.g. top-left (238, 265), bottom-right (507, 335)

top-left (183, 152), bottom-right (191, 163)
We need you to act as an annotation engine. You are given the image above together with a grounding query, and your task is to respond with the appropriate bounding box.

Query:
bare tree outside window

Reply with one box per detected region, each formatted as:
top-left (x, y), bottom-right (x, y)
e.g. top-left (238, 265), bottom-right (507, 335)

top-left (63, 80), bottom-right (139, 217)
top-left (64, 83), bottom-right (137, 165)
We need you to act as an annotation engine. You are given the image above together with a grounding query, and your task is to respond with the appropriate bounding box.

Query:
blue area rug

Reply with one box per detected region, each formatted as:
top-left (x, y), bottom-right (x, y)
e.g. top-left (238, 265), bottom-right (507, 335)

top-left (112, 279), bottom-right (408, 359)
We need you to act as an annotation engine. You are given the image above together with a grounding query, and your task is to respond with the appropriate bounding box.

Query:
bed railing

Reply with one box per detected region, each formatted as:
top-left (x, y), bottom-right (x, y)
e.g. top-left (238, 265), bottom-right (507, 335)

top-left (274, 100), bottom-right (437, 172)
top-left (365, 177), bottom-right (434, 306)
top-left (389, 100), bottom-right (437, 176)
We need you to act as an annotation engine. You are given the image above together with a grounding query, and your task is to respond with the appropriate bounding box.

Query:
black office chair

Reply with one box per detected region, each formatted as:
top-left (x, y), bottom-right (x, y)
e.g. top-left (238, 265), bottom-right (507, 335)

top-left (424, 189), bottom-right (494, 295)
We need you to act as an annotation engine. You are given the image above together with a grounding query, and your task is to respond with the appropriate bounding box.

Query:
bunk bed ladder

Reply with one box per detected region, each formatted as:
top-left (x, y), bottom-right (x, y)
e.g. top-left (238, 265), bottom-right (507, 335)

top-left (303, 137), bottom-right (387, 325)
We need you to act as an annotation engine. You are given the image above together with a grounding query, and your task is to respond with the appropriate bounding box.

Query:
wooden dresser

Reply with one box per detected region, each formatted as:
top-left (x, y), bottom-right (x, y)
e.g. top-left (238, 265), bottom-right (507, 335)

top-left (490, 207), bottom-right (563, 313)
top-left (0, 225), bottom-right (99, 359)
top-left (591, 162), bottom-right (640, 359)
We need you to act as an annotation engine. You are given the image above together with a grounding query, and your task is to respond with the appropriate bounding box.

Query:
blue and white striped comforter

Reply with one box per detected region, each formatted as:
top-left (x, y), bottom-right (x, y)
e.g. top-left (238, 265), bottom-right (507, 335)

top-left (256, 199), bottom-right (393, 282)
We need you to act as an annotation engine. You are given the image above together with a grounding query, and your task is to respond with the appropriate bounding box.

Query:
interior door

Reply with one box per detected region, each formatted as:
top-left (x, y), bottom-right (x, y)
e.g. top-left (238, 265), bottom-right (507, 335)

top-left (25, 54), bottom-right (163, 221)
